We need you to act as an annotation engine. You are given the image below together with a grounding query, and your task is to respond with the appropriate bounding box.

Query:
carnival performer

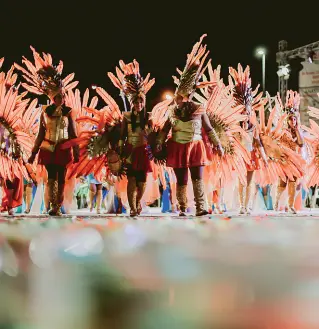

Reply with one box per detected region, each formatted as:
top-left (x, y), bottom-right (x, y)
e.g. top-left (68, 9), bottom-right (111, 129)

top-left (191, 63), bottom-right (253, 214)
top-left (151, 35), bottom-right (224, 216)
top-left (229, 64), bottom-right (269, 214)
top-left (273, 91), bottom-right (305, 213)
top-left (0, 58), bottom-right (38, 215)
top-left (108, 60), bottom-right (155, 216)
top-left (62, 61), bottom-right (154, 217)
top-left (15, 47), bottom-right (80, 216)
top-left (302, 95), bottom-right (319, 189)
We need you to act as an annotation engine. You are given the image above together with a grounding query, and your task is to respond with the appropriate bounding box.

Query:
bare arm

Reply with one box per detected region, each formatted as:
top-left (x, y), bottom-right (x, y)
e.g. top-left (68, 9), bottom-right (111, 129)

top-left (201, 113), bottom-right (221, 147)
top-left (31, 113), bottom-right (46, 155)
top-left (295, 128), bottom-right (304, 147)
top-left (68, 113), bottom-right (80, 160)
top-left (119, 117), bottom-right (128, 154)
top-left (253, 130), bottom-right (268, 163)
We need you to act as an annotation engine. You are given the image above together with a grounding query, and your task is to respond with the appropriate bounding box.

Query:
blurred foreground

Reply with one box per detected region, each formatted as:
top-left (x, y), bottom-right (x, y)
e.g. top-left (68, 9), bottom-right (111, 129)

top-left (1, 214), bottom-right (319, 328)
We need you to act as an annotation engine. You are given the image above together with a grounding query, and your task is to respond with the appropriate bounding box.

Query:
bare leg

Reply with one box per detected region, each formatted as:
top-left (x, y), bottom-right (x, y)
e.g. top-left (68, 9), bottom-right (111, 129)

top-left (89, 183), bottom-right (97, 212)
top-left (96, 184), bottom-right (102, 214)
top-left (288, 179), bottom-right (297, 214)
top-left (245, 171), bottom-right (254, 214)
top-left (274, 179), bottom-right (287, 211)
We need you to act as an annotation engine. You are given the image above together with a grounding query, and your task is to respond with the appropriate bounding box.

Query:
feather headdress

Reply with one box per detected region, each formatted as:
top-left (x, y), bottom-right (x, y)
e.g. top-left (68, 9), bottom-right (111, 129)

top-left (173, 34), bottom-right (213, 100)
top-left (229, 64), bottom-right (263, 111)
top-left (108, 59), bottom-right (155, 106)
top-left (14, 46), bottom-right (78, 98)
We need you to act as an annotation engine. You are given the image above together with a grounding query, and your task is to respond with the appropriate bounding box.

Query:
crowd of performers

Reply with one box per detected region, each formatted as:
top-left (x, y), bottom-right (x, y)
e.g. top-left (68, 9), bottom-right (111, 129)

top-left (0, 35), bottom-right (319, 217)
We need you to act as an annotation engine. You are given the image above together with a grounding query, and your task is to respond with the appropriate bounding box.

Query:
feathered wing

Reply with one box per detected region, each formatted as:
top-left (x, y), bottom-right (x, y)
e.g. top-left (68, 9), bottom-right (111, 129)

top-left (203, 67), bottom-right (251, 186)
top-left (302, 95), bottom-right (319, 187)
top-left (253, 98), bottom-right (305, 186)
top-left (0, 63), bottom-right (39, 184)
top-left (64, 87), bottom-right (124, 181)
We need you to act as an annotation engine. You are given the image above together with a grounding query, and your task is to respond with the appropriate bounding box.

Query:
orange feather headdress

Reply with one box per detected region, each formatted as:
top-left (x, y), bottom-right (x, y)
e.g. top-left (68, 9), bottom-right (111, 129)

top-left (14, 46), bottom-right (78, 98)
top-left (173, 34), bottom-right (213, 100)
top-left (108, 60), bottom-right (155, 107)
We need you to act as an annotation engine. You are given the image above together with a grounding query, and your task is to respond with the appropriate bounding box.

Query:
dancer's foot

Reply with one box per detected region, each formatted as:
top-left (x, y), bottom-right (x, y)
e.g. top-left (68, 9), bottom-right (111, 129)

top-left (214, 205), bottom-right (223, 214)
top-left (48, 205), bottom-right (62, 217)
top-left (137, 203), bottom-right (142, 215)
top-left (179, 211), bottom-right (187, 217)
top-left (24, 209), bottom-right (30, 214)
top-left (97, 208), bottom-right (101, 215)
top-left (239, 207), bottom-right (246, 215)
top-left (130, 210), bottom-right (138, 217)
top-left (196, 210), bottom-right (209, 216)
top-left (246, 208), bottom-right (251, 215)
top-left (8, 208), bottom-right (14, 216)
top-left (288, 207), bottom-right (297, 214)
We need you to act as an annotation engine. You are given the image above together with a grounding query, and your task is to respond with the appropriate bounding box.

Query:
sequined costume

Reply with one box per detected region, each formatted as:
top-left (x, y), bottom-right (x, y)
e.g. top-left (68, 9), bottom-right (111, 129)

top-left (152, 35), bottom-right (223, 216)
top-left (15, 47), bottom-right (80, 216)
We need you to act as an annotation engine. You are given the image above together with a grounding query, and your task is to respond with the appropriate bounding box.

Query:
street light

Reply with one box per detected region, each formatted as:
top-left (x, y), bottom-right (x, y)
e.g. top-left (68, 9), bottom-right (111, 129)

top-left (164, 93), bottom-right (173, 100)
top-left (256, 48), bottom-right (266, 95)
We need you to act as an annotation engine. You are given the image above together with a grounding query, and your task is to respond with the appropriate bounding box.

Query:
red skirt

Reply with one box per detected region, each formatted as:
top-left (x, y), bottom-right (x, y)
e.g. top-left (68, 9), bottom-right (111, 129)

top-left (125, 144), bottom-right (152, 173)
top-left (0, 175), bottom-right (23, 211)
top-left (38, 144), bottom-right (73, 167)
top-left (246, 150), bottom-right (260, 171)
top-left (166, 139), bottom-right (209, 168)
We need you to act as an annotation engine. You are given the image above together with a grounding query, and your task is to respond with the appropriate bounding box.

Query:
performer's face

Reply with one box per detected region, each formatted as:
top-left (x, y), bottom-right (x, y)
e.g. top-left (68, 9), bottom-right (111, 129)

top-left (288, 116), bottom-right (297, 128)
top-left (132, 98), bottom-right (144, 112)
top-left (174, 95), bottom-right (184, 109)
top-left (53, 93), bottom-right (64, 106)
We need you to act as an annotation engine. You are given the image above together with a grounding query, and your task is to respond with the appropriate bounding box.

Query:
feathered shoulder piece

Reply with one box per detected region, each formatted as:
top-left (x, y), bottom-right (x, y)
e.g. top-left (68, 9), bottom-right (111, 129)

top-left (108, 59), bottom-right (155, 106)
top-left (14, 46), bottom-right (78, 97)
top-left (173, 34), bottom-right (213, 100)
top-left (229, 64), bottom-right (263, 111)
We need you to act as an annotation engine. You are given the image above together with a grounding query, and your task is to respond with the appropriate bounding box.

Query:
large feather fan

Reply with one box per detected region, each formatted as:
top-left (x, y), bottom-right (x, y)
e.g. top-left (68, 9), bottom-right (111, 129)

top-left (0, 62), bottom-right (39, 183)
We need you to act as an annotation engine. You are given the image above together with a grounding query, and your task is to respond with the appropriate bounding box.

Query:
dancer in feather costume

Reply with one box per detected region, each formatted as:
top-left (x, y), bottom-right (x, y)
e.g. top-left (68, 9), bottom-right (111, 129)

top-left (15, 47), bottom-right (80, 216)
top-left (195, 64), bottom-right (251, 188)
top-left (0, 59), bottom-right (38, 215)
top-left (255, 91), bottom-right (305, 214)
top-left (302, 95), bottom-right (319, 188)
top-left (108, 59), bottom-right (155, 217)
top-left (229, 64), bottom-right (269, 214)
top-left (152, 35), bottom-right (224, 216)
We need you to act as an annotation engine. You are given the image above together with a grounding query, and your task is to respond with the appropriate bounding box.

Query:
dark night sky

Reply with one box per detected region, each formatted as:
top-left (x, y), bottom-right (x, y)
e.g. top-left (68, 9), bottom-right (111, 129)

top-left (1, 0), bottom-right (318, 108)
